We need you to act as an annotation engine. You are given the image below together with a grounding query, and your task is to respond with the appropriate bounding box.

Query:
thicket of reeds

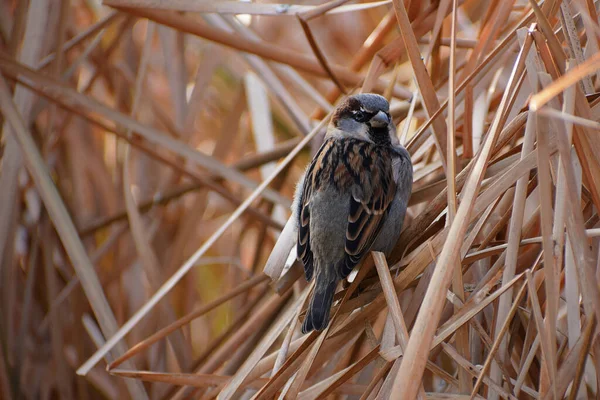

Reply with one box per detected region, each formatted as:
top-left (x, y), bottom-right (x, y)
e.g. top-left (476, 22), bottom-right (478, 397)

top-left (2, 0), bottom-right (600, 399)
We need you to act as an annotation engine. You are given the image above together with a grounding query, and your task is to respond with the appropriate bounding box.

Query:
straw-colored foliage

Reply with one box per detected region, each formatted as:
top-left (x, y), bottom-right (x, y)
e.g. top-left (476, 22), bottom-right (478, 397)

top-left (2, 0), bottom-right (600, 399)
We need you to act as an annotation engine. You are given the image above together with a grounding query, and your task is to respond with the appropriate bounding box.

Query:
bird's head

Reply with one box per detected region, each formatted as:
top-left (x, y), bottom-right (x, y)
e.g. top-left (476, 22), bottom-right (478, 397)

top-left (328, 93), bottom-right (397, 146)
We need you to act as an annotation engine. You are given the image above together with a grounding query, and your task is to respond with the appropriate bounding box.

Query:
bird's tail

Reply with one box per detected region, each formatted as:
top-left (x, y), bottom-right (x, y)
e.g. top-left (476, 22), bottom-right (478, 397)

top-left (302, 278), bottom-right (337, 334)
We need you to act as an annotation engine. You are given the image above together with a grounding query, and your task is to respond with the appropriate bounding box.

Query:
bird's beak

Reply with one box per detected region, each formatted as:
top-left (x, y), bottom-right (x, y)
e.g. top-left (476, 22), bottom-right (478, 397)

top-left (369, 110), bottom-right (390, 128)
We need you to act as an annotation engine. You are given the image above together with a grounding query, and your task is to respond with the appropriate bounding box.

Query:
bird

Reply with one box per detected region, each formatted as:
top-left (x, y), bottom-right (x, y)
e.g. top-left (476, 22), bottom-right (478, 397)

top-left (292, 93), bottom-right (413, 334)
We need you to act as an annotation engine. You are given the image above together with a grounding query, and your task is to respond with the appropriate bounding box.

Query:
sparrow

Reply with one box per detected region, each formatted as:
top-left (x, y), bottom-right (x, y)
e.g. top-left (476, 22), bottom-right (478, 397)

top-left (293, 93), bottom-right (413, 334)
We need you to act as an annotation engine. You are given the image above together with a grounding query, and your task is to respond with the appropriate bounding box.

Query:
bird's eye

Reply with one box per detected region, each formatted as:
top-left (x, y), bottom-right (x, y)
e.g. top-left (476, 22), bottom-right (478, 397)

top-left (351, 110), bottom-right (369, 122)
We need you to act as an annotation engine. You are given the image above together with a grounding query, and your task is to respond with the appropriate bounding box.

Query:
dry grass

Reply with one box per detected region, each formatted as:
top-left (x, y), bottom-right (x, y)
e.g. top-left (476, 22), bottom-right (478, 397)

top-left (1, 0), bottom-right (600, 399)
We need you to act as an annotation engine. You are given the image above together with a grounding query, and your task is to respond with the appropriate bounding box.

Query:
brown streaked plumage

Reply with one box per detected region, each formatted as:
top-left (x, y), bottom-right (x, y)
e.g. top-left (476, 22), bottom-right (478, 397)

top-left (298, 138), bottom-right (397, 278)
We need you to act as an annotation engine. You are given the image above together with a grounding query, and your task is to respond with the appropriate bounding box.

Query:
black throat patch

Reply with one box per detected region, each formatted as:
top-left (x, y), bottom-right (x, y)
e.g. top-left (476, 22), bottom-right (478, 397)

top-left (368, 125), bottom-right (391, 145)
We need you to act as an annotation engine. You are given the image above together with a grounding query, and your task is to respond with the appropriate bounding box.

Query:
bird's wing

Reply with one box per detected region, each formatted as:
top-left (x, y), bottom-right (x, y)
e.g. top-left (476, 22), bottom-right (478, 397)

top-left (297, 139), bottom-right (336, 281)
top-left (297, 162), bottom-right (315, 281)
top-left (339, 146), bottom-right (397, 278)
